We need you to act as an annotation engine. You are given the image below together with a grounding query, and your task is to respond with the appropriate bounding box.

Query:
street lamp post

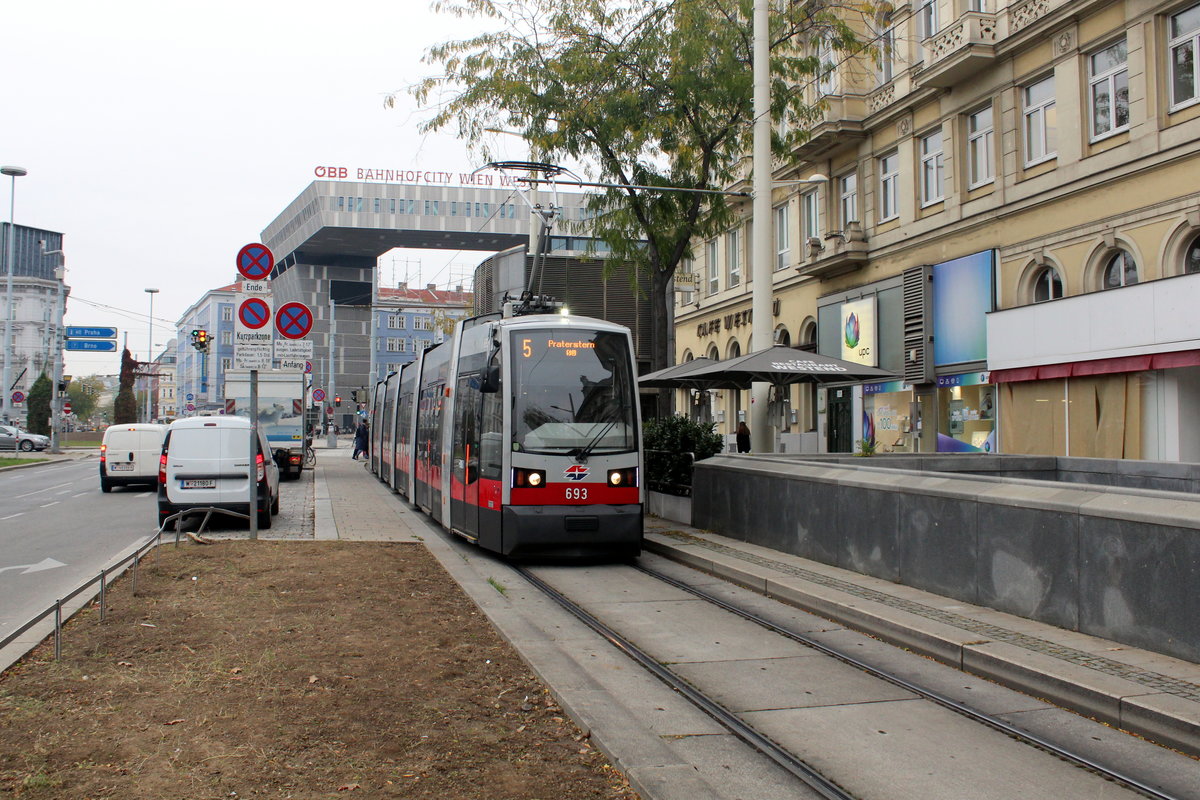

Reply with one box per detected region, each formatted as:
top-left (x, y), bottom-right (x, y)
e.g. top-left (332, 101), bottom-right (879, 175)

top-left (144, 288), bottom-right (159, 423)
top-left (1, 165), bottom-right (27, 425)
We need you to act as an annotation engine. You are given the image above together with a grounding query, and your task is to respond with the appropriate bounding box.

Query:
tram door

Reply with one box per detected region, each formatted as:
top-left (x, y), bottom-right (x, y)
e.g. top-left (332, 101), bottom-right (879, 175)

top-left (450, 375), bottom-right (481, 539)
top-left (415, 384), bottom-right (443, 516)
top-left (826, 386), bottom-right (853, 453)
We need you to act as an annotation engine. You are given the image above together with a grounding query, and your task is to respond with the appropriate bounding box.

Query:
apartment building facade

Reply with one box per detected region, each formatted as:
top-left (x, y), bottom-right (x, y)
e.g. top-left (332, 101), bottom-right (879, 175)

top-left (675, 0), bottom-right (1200, 459)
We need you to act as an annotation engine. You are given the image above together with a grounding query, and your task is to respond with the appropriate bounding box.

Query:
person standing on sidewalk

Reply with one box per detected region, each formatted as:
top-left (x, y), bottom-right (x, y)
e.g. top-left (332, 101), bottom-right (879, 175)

top-left (352, 421), bottom-right (370, 460)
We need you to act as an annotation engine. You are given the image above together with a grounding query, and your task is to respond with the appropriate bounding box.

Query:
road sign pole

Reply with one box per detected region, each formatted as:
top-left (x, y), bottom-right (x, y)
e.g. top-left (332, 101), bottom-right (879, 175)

top-left (326, 297), bottom-right (337, 448)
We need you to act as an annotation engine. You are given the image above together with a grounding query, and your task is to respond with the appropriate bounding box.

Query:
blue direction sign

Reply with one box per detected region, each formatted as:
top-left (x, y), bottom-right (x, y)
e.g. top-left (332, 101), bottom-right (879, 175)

top-left (65, 326), bottom-right (118, 339)
top-left (66, 340), bottom-right (118, 352)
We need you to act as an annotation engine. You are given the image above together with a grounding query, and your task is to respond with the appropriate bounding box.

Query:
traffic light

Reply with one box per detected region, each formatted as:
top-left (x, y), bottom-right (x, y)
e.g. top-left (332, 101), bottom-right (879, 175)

top-left (334, 394), bottom-right (342, 407)
top-left (191, 329), bottom-right (209, 352)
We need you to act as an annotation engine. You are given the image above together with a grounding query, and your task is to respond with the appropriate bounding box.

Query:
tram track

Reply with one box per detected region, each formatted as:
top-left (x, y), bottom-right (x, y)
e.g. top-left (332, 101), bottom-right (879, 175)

top-left (514, 558), bottom-right (1193, 800)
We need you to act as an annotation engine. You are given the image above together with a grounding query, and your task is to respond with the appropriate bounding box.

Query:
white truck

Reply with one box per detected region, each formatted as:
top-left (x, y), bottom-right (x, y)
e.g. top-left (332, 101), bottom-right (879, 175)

top-left (223, 369), bottom-right (310, 481)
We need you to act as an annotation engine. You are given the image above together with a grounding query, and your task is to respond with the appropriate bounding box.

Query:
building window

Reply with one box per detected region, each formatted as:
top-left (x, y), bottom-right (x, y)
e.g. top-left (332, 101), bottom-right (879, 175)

top-left (839, 172), bottom-right (858, 225)
top-left (801, 190), bottom-right (820, 243)
top-left (389, 198), bottom-right (396, 213)
top-left (877, 22), bottom-right (895, 85)
top-left (969, 0), bottom-right (989, 10)
top-left (1103, 250), bottom-right (1138, 289)
top-left (1023, 75), bottom-right (1057, 166)
top-left (818, 39), bottom-right (837, 95)
top-left (355, 197), bottom-right (364, 212)
top-left (387, 314), bottom-right (406, 330)
top-left (1090, 40), bottom-right (1129, 140)
top-left (920, 129), bottom-right (944, 206)
top-left (374, 198), bottom-right (381, 212)
top-left (774, 205), bottom-right (790, 270)
top-left (386, 337), bottom-right (409, 353)
top-left (221, 306), bottom-right (233, 322)
top-left (726, 227), bottom-right (741, 288)
top-left (701, 240), bottom-right (718, 295)
top-left (407, 199), bottom-right (417, 214)
top-left (221, 358), bottom-right (232, 371)
top-left (1033, 266), bottom-right (1063, 302)
top-left (337, 196), bottom-right (345, 211)
top-left (220, 330), bottom-right (232, 346)
top-left (424, 200), bottom-right (439, 215)
top-left (879, 151), bottom-right (899, 221)
top-left (1170, 4), bottom-right (1200, 109)
top-left (918, 0), bottom-right (939, 40)
top-left (967, 105), bottom-right (994, 187)
top-left (1186, 235), bottom-right (1200, 273)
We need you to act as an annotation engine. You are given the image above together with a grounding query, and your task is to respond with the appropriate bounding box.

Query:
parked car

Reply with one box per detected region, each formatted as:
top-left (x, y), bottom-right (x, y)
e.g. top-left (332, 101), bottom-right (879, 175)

top-left (99, 423), bottom-right (166, 492)
top-left (157, 416), bottom-right (280, 529)
top-left (0, 425), bottom-right (50, 452)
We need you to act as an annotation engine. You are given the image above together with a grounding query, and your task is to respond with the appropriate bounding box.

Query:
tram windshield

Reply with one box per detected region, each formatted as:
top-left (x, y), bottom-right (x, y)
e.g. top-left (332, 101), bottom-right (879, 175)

top-left (510, 329), bottom-right (637, 455)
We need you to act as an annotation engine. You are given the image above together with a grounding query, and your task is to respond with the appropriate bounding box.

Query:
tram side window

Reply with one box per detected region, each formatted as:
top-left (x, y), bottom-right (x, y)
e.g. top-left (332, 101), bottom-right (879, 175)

top-left (480, 386), bottom-right (503, 480)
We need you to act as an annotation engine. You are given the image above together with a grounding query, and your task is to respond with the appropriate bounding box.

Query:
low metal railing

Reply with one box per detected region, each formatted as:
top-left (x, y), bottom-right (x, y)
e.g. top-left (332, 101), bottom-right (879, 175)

top-left (0, 506), bottom-right (254, 667)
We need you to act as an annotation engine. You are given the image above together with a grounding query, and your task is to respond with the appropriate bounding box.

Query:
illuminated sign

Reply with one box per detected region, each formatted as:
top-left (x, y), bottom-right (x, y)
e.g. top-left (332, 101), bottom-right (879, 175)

top-left (840, 297), bottom-right (877, 367)
top-left (520, 337), bottom-right (597, 358)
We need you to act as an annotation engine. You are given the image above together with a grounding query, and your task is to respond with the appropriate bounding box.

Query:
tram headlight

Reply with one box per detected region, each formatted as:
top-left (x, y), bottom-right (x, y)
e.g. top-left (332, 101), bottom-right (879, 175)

top-left (608, 467), bottom-right (638, 487)
top-left (513, 468), bottom-right (547, 488)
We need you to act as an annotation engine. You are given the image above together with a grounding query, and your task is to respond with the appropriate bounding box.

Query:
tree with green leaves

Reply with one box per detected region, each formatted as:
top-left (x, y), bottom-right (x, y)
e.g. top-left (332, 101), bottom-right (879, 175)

top-left (409, 0), bottom-right (877, 413)
top-left (26, 373), bottom-right (53, 436)
top-left (66, 376), bottom-right (104, 425)
top-left (113, 348), bottom-right (140, 425)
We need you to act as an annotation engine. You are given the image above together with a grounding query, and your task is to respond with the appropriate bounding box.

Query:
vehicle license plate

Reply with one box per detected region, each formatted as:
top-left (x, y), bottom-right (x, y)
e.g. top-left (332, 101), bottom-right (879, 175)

top-left (181, 479), bottom-right (216, 489)
top-left (109, 463), bottom-right (134, 471)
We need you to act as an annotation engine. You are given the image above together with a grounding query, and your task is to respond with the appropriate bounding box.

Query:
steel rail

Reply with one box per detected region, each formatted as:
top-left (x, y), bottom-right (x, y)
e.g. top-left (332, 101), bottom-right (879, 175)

top-left (635, 564), bottom-right (1184, 800)
top-left (515, 565), bottom-right (856, 800)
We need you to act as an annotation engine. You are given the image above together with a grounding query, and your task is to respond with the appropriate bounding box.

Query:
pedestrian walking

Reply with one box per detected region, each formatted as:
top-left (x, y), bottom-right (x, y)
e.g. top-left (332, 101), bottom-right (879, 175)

top-left (736, 421), bottom-right (751, 453)
top-left (352, 421), bottom-right (369, 460)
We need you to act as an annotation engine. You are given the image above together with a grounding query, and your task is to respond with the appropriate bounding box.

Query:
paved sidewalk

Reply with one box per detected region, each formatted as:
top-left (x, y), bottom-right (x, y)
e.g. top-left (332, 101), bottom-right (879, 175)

top-left (310, 443), bottom-right (425, 542)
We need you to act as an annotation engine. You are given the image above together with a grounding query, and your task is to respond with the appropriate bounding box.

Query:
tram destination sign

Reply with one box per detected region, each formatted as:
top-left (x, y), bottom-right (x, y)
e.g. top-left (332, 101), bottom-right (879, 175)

top-left (65, 326), bottom-right (118, 339)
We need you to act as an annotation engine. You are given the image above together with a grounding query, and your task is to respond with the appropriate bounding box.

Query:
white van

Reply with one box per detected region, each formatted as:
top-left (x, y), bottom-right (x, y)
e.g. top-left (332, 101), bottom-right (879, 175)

top-left (100, 424), bottom-right (166, 492)
top-left (156, 416), bottom-right (281, 529)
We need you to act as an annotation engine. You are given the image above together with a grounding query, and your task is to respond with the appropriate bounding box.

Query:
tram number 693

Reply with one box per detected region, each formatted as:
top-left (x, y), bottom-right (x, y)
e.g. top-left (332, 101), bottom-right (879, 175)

top-left (565, 486), bottom-right (589, 500)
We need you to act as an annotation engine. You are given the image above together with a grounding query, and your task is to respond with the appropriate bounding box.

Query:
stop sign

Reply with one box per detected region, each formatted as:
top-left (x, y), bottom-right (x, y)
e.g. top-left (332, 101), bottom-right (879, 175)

top-left (63, 400), bottom-right (72, 414)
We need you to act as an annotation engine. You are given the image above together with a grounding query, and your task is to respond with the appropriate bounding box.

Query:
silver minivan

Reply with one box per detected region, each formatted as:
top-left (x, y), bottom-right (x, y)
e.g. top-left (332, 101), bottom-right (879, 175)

top-left (100, 423), bottom-right (166, 492)
top-left (157, 417), bottom-right (280, 529)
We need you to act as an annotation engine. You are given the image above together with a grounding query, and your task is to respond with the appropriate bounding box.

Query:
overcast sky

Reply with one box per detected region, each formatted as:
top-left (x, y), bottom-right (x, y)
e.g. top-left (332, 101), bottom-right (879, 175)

top-left (3, 0), bottom-right (533, 378)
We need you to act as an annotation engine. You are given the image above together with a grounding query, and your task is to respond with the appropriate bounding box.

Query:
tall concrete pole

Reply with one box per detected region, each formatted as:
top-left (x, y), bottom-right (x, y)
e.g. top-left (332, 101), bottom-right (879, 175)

top-left (750, 0), bottom-right (774, 452)
top-left (144, 288), bottom-right (159, 423)
top-left (326, 295), bottom-right (337, 448)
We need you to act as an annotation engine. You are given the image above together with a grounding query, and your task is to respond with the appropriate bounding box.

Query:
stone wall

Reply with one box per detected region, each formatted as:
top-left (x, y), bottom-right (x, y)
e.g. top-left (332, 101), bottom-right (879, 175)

top-left (693, 455), bottom-right (1200, 663)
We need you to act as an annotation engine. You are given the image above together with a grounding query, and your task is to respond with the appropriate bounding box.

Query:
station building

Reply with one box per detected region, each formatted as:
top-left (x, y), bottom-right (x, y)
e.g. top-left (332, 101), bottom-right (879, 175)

top-left (674, 0), bottom-right (1200, 460)
top-left (253, 177), bottom-right (646, 432)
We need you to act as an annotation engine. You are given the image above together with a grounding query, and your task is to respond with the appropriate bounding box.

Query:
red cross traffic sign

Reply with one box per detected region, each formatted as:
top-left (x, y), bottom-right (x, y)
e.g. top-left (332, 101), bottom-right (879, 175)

top-left (275, 301), bottom-right (313, 340)
top-left (238, 297), bottom-right (271, 329)
top-left (236, 243), bottom-right (275, 281)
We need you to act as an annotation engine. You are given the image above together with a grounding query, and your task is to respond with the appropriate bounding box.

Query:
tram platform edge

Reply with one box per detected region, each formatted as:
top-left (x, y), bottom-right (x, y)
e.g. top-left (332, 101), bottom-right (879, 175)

top-left (642, 516), bottom-right (1200, 758)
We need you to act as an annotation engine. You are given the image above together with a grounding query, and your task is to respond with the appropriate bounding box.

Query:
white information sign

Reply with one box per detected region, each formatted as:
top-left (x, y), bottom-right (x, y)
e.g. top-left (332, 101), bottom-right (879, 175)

top-left (278, 358), bottom-right (308, 371)
top-left (238, 280), bottom-right (272, 295)
top-left (234, 347), bottom-right (272, 369)
top-left (274, 339), bottom-right (314, 359)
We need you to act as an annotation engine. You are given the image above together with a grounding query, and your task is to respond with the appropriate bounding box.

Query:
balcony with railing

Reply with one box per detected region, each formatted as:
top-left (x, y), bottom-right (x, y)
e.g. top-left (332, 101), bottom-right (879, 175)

top-left (916, 12), bottom-right (999, 88)
top-left (795, 221), bottom-right (869, 280)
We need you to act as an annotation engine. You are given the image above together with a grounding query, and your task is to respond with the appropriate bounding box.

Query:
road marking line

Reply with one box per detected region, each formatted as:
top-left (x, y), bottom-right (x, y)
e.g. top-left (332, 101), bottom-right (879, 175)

top-left (40, 502), bottom-right (60, 508)
top-left (73, 492), bottom-right (90, 498)
top-left (15, 482), bottom-right (73, 499)
top-left (1, 513), bottom-right (24, 520)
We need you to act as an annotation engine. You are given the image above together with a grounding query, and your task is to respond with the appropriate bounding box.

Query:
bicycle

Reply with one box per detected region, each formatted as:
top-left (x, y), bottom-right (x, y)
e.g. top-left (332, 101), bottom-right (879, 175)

top-left (304, 439), bottom-right (316, 466)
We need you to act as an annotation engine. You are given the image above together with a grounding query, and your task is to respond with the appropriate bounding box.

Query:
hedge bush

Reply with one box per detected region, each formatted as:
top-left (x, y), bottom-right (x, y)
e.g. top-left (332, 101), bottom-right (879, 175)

top-left (643, 415), bottom-right (725, 496)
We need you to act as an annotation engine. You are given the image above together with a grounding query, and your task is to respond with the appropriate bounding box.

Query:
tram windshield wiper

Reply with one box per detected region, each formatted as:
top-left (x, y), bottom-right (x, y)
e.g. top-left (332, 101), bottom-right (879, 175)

top-left (572, 420), bottom-right (618, 463)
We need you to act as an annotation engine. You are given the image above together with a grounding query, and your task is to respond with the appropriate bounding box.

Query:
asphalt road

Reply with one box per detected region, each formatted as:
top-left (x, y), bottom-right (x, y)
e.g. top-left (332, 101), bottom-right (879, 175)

top-left (0, 458), bottom-right (157, 638)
